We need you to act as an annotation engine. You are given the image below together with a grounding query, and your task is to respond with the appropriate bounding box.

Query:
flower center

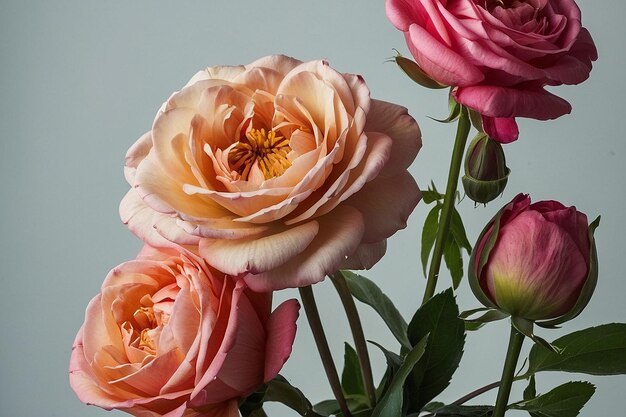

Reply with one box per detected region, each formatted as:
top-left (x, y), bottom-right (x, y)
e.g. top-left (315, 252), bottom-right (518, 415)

top-left (228, 128), bottom-right (292, 181)
top-left (132, 305), bottom-right (159, 354)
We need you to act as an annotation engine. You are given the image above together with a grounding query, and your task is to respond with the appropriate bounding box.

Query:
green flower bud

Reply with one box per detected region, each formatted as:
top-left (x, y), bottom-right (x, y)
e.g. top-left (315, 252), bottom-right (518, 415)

top-left (462, 133), bottom-right (510, 204)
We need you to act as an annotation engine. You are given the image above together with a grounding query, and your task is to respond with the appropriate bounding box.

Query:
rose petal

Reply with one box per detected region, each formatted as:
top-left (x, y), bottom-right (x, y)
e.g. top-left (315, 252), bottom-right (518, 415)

top-left (264, 299), bottom-right (300, 382)
top-left (244, 206), bottom-right (365, 291)
top-left (407, 24), bottom-right (485, 87)
top-left (454, 85), bottom-right (572, 119)
top-left (199, 221), bottom-right (320, 276)
top-left (341, 240), bottom-right (387, 270)
top-left (481, 116), bottom-right (519, 144)
top-left (364, 99), bottom-right (422, 178)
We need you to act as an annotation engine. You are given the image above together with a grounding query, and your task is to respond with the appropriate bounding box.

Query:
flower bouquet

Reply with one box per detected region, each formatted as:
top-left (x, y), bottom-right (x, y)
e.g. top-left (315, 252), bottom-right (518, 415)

top-left (69, 1), bottom-right (625, 416)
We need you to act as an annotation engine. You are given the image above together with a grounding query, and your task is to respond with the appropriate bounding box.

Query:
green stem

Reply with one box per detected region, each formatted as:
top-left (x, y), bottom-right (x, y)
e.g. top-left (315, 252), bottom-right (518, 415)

top-left (452, 381), bottom-right (501, 406)
top-left (421, 381), bottom-right (501, 417)
top-left (422, 107), bottom-right (471, 304)
top-left (299, 286), bottom-right (352, 417)
top-left (493, 325), bottom-right (525, 417)
top-left (330, 273), bottom-right (377, 408)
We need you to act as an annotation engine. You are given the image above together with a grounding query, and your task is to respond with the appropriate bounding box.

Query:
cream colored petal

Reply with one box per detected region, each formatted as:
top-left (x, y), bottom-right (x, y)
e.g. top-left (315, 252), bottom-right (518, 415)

top-left (234, 188), bottom-right (314, 223)
top-left (135, 149), bottom-right (225, 219)
top-left (182, 184), bottom-right (292, 218)
top-left (284, 128), bottom-right (374, 224)
top-left (232, 66), bottom-right (284, 96)
top-left (195, 85), bottom-right (249, 151)
top-left (246, 54), bottom-right (303, 77)
top-left (167, 79), bottom-right (239, 112)
top-left (124, 131), bottom-right (153, 185)
top-left (281, 60), bottom-right (358, 116)
top-left (276, 70), bottom-right (345, 140)
top-left (341, 240), bottom-right (387, 270)
top-left (151, 108), bottom-right (202, 184)
top-left (70, 331), bottom-right (138, 409)
top-left (345, 171), bottom-right (421, 243)
top-left (176, 216), bottom-right (268, 239)
top-left (82, 295), bottom-right (124, 364)
top-left (244, 206), bottom-right (365, 291)
top-left (109, 348), bottom-right (185, 397)
top-left (364, 99), bottom-right (422, 178)
top-left (120, 188), bottom-right (200, 248)
top-left (199, 221), bottom-right (320, 276)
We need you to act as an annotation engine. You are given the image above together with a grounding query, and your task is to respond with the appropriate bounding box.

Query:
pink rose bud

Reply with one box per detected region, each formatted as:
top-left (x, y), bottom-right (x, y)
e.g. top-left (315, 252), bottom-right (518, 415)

top-left (462, 133), bottom-right (510, 204)
top-left (469, 194), bottom-right (599, 324)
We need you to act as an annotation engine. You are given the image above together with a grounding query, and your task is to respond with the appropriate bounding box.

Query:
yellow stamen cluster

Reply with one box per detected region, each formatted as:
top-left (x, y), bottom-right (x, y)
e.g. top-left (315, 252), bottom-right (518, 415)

top-left (228, 128), bottom-right (292, 180)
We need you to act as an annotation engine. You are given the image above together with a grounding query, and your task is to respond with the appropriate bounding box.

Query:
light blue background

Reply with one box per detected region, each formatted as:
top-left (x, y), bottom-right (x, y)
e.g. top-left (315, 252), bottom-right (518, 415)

top-left (1, 1), bottom-right (624, 416)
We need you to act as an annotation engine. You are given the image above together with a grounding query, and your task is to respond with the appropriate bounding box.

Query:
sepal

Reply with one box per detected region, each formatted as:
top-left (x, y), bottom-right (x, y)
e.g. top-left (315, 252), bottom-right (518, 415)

top-left (391, 52), bottom-right (447, 90)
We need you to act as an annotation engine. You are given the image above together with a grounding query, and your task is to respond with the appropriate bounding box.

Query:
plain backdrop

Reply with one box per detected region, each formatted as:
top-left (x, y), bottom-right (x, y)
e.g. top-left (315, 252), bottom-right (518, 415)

top-left (1, 1), bottom-right (625, 416)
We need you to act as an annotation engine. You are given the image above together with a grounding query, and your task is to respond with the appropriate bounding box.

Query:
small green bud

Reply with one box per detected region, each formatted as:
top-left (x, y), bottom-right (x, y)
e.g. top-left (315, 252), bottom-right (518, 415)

top-left (462, 133), bottom-right (510, 204)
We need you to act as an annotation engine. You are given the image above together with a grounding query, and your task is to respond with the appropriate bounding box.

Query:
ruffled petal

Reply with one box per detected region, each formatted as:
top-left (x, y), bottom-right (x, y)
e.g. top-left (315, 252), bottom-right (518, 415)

top-left (243, 206), bottom-right (365, 291)
top-left (454, 85), bottom-right (571, 119)
top-left (481, 116), bottom-right (519, 144)
top-left (198, 222), bottom-right (320, 276)
top-left (407, 24), bottom-right (485, 87)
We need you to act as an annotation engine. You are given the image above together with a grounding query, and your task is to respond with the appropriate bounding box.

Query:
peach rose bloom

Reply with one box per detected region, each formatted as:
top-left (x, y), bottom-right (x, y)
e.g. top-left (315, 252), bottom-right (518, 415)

top-left (69, 246), bottom-right (299, 417)
top-left (120, 55), bottom-right (422, 291)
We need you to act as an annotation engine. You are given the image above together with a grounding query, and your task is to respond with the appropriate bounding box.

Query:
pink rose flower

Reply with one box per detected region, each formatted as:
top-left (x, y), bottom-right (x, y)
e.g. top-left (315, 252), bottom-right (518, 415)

top-left (386, 0), bottom-right (598, 143)
top-left (120, 55), bottom-right (421, 291)
top-left (469, 194), bottom-right (598, 322)
top-left (69, 246), bottom-right (299, 417)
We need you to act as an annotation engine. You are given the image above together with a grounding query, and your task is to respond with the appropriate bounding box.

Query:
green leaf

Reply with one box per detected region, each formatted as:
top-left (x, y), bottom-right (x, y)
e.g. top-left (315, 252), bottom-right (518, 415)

top-left (371, 335), bottom-right (429, 417)
top-left (342, 271), bottom-right (411, 349)
top-left (313, 400), bottom-right (340, 417)
top-left (313, 398), bottom-right (370, 417)
top-left (421, 404), bottom-right (494, 417)
top-left (421, 204), bottom-right (442, 277)
top-left (443, 237), bottom-right (463, 289)
top-left (248, 409), bottom-right (269, 417)
top-left (422, 189), bottom-right (443, 204)
top-left (239, 384), bottom-right (268, 417)
top-left (463, 309), bottom-right (509, 331)
top-left (449, 206), bottom-right (472, 253)
top-left (524, 375), bottom-right (537, 401)
top-left (369, 340), bottom-right (403, 401)
top-left (406, 289), bottom-right (466, 412)
top-left (342, 343), bottom-right (366, 398)
top-left (510, 381), bottom-right (595, 417)
top-left (421, 402), bottom-right (445, 412)
top-left (369, 341), bottom-right (403, 372)
top-left (527, 323), bottom-right (626, 376)
top-left (263, 375), bottom-right (316, 416)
